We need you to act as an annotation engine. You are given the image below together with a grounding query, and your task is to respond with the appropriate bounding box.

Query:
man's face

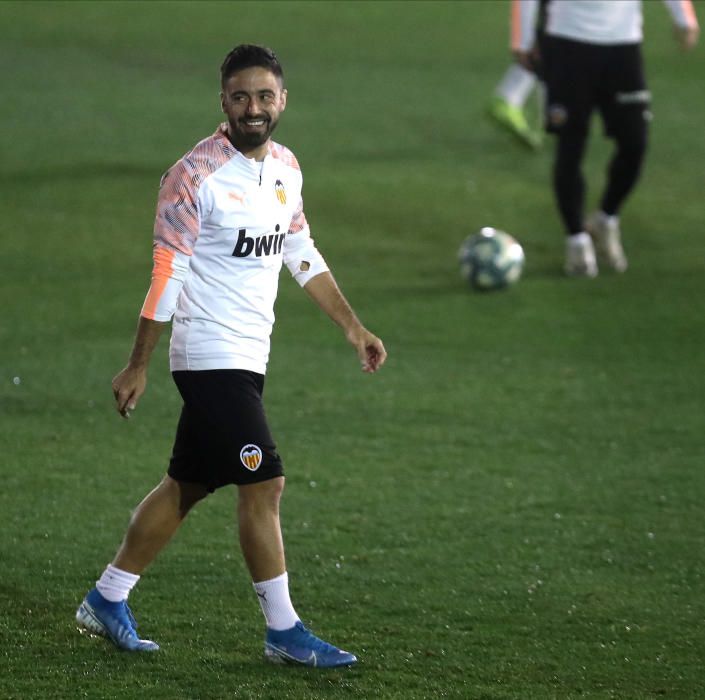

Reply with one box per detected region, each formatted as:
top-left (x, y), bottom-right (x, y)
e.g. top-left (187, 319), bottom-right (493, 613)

top-left (220, 67), bottom-right (287, 156)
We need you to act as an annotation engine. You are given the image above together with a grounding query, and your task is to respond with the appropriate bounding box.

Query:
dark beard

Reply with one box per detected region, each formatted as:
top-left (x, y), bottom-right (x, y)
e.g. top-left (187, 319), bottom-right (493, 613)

top-left (228, 117), bottom-right (278, 151)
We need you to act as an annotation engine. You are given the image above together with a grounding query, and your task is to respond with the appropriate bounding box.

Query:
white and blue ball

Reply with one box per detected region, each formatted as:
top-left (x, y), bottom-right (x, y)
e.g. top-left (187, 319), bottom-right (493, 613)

top-left (458, 227), bottom-right (525, 291)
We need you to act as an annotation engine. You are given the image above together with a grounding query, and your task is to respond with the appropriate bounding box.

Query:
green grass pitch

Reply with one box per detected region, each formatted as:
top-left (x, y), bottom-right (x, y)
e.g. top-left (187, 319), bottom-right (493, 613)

top-left (1, 1), bottom-right (704, 697)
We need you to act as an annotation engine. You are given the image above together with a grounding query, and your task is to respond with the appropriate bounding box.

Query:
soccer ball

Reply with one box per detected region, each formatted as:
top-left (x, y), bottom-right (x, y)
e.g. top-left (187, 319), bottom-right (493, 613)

top-left (458, 227), bottom-right (525, 291)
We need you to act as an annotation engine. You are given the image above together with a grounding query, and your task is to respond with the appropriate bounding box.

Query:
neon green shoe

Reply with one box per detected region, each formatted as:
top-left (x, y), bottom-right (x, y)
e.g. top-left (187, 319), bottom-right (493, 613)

top-left (487, 97), bottom-right (542, 150)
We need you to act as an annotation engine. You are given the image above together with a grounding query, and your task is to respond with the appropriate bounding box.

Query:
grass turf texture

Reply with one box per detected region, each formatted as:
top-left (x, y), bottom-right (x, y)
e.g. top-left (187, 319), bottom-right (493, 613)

top-left (1, 1), bottom-right (704, 697)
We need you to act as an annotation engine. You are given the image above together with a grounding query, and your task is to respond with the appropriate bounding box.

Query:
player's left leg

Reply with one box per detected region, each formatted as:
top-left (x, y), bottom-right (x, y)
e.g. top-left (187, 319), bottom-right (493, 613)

top-left (238, 477), bottom-right (357, 668)
top-left (587, 44), bottom-right (650, 273)
top-left (588, 108), bottom-right (648, 272)
top-left (600, 106), bottom-right (648, 218)
top-left (238, 476), bottom-right (287, 582)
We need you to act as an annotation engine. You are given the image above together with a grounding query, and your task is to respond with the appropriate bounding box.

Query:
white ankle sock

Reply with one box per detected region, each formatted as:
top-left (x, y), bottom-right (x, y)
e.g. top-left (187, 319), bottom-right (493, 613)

top-left (253, 572), bottom-right (300, 631)
top-left (569, 231), bottom-right (592, 247)
top-left (495, 64), bottom-right (537, 107)
top-left (602, 212), bottom-right (619, 227)
top-left (96, 564), bottom-right (140, 602)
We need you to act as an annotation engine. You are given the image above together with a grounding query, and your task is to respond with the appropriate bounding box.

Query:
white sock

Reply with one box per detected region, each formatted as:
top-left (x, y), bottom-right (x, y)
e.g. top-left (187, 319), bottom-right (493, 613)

top-left (568, 231), bottom-right (592, 247)
top-left (598, 211), bottom-right (619, 227)
top-left (253, 572), bottom-right (300, 631)
top-left (495, 64), bottom-right (537, 107)
top-left (96, 564), bottom-right (140, 602)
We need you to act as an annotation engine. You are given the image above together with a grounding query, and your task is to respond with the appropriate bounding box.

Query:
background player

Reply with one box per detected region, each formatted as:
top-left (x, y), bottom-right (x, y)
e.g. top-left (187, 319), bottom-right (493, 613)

top-left (513, 0), bottom-right (699, 276)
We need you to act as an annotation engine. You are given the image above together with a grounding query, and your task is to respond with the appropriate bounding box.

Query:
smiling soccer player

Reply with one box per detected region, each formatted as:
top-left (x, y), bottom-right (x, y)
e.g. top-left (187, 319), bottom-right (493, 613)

top-left (76, 44), bottom-right (386, 668)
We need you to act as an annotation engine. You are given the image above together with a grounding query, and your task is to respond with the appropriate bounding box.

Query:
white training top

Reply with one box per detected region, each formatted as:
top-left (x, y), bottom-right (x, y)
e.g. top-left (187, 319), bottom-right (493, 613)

top-left (512, 0), bottom-right (698, 51)
top-left (140, 123), bottom-right (329, 374)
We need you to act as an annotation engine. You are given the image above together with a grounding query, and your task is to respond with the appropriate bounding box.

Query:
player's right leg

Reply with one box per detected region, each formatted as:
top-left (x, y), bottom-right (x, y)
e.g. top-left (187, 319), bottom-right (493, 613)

top-left (564, 231), bottom-right (598, 278)
top-left (543, 36), bottom-right (599, 276)
top-left (488, 63), bottom-right (542, 149)
top-left (76, 476), bottom-right (207, 651)
top-left (551, 117), bottom-right (598, 277)
top-left (76, 588), bottom-right (160, 652)
top-left (111, 476), bottom-right (208, 573)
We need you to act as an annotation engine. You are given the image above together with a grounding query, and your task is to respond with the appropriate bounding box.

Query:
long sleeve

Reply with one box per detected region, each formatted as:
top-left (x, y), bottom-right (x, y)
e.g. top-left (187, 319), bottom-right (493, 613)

top-left (141, 161), bottom-right (198, 321)
top-left (663, 0), bottom-right (699, 29)
top-left (511, 0), bottom-right (540, 52)
top-left (282, 197), bottom-right (329, 286)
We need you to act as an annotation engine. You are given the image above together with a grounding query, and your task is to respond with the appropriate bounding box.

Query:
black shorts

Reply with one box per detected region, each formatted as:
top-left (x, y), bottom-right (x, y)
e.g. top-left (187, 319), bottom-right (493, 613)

top-left (542, 36), bottom-right (649, 136)
top-left (168, 370), bottom-right (284, 491)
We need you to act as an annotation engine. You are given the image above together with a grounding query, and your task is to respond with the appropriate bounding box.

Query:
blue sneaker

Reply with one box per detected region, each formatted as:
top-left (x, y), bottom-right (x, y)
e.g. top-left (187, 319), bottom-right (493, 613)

top-left (264, 621), bottom-right (357, 668)
top-left (76, 588), bottom-right (159, 652)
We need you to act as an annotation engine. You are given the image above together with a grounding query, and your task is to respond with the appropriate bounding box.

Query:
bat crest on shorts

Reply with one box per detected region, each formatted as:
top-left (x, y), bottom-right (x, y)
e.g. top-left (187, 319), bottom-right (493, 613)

top-left (240, 444), bottom-right (263, 471)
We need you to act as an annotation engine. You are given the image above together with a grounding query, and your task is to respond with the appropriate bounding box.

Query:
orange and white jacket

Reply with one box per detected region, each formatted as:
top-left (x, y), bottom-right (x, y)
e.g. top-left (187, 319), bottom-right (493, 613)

top-left (512, 0), bottom-right (698, 51)
top-left (141, 124), bottom-right (328, 374)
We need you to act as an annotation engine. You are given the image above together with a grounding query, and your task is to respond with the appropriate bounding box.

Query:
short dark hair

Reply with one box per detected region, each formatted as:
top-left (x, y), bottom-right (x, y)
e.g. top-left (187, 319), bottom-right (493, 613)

top-left (220, 44), bottom-right (284, 86)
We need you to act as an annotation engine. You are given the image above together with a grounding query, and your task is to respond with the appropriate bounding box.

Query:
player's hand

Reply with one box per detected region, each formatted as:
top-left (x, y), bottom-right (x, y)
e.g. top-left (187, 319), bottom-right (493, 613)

top-left (675, 25), bottom-right (699, 51)
top-left (512, 47), bottom-right (539, 72)
top-left (347, 327), bottom-right (387, 373)
top-left (112, 366), bottom-right (147, 419)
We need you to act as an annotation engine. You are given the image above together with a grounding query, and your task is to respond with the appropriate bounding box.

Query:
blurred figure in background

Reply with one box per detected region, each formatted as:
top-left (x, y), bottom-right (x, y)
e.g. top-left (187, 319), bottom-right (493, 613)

top-left (513, 0), bottom-right (699, 276)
